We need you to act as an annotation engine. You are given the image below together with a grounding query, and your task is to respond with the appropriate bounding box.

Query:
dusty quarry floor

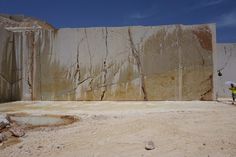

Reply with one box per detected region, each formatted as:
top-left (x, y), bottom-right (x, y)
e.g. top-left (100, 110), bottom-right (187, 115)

top-left (0, 100), bottom-right (236, 157)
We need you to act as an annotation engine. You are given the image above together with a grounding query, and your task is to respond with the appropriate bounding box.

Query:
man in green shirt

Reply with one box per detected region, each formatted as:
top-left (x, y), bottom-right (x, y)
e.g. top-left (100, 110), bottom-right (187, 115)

top-left (229, 84), bottom-right (236, 104)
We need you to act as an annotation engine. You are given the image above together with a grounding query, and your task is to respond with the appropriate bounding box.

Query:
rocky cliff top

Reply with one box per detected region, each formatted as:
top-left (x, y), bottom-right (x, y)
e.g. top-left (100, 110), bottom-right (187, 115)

top-left (0, 14), bottom-right (55, 30)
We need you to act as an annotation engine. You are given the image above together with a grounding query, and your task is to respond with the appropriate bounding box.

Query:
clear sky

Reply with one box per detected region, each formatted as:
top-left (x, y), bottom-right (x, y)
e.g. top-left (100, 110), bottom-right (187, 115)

top-left (0, 0), bottom-right (236, 43)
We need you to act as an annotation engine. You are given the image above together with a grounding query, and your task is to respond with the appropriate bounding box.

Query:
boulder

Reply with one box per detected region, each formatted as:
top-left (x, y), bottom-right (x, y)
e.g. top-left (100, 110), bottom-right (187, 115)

top-left (9, 127), bottom-right (25, 137)
top-left (0, 114), bottom-right (10, 130)
top-left (0, 133), bottom-right (7, 143)
top-left (145, 141), bottom-right (155, 150)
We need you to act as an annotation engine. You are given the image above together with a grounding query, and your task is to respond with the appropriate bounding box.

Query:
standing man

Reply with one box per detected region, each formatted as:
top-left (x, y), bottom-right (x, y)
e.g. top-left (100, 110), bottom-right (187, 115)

top-left (229, 84), bottom-right (236, 104)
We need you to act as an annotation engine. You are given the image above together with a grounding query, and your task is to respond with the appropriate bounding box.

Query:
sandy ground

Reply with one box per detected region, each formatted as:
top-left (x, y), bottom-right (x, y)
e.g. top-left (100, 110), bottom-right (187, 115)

top-left (0, 100), bottom-right (236, 157)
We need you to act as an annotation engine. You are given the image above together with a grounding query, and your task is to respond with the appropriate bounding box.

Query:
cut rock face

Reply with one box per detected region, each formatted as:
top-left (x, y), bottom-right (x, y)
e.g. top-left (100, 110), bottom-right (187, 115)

top-left (0, 21), bottom-right (215, 102)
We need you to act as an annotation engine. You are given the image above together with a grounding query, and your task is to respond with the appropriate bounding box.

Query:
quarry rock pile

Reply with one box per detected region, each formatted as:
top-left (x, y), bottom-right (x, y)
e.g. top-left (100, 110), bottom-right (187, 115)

top-left (0, 113), bottom-right (25, 145)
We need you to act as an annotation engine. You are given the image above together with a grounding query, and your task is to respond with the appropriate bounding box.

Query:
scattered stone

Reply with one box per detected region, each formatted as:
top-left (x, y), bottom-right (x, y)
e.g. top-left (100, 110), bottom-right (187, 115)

top-left (9, 127), bottom-right (25, 137)
top-left (0, 114), bottom-right (10, 130)
top-left (37, 146), bottom-right (43, 149)
top-left (221, 147), bottom-right (224, 150)
top-left (91, 115), bottom-right (107, 120)
top-left (0, 133), bottom-right (7, 142)
top-left (203, 143), bottom-right (206, 146)
top-left (145, 141), bottom-right (155, 150)
top-left (5, 125), bottom-right (11, 128)
top-left (18, 145), bottom-right (23, 149)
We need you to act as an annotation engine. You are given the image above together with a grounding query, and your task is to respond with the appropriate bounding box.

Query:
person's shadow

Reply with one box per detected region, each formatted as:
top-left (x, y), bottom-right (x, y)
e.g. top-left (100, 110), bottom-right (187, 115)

top-left (216, 99), bottom-right (236, 106)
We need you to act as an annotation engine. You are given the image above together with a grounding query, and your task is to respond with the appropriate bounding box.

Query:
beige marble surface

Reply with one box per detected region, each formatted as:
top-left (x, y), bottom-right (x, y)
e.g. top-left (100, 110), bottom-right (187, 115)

top-left (0, 27), bottom-right (22, 102)
top-left (0, 24), bottom-right (216, 101)
top-left (216, 43), bottom-right (236, 98)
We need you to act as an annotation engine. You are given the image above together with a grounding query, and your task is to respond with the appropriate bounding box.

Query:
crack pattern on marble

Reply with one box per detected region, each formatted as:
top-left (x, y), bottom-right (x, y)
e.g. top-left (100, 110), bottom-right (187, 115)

top-left (0, 24), bottom-right (215, 101)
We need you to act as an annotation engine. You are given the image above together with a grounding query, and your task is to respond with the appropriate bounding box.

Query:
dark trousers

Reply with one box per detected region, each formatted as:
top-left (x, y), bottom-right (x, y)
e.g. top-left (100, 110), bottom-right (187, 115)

top-left (232, 93), bottom-right (236, 102)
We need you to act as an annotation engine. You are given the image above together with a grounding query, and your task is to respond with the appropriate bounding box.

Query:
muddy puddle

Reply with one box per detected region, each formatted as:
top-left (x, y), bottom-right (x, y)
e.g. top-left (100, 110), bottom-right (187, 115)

top-left (8, 113), bottom-right (78, 129)
top-left (0, 113), bottom-right (78, 149)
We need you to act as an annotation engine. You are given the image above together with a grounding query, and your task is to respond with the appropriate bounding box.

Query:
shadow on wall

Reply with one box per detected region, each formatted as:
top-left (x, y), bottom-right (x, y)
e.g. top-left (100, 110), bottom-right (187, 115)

top-left (0, 28), bottom-right (21, 103)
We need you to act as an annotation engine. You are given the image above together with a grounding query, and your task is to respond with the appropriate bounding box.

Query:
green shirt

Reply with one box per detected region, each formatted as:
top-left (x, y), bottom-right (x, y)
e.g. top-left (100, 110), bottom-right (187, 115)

top-left (229, 87), bottom-right (236, 94)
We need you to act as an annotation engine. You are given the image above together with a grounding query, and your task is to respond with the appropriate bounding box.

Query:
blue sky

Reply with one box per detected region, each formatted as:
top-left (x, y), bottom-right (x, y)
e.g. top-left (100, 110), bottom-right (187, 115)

top-left (0, 0), bottom-right (236, 43)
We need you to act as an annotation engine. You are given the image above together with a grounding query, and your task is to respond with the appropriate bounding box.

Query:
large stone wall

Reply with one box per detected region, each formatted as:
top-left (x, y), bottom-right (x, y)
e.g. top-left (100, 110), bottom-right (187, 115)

top-left (0, 27), bottom-right (23, 102)
top-left (0, 27), bottom-right (12, 102)
top-left (216, 43), bottom-right (236, 98)
top-left (0, 24), bottom-right (216, 101)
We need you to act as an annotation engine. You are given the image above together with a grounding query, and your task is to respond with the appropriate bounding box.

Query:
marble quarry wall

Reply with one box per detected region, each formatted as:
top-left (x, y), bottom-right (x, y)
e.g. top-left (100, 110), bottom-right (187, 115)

top-left (0, 27), bottom-right (23, 103)
top-left (0, 27), bottom-right (13, 102)
top-left (216, 44), bottom-right (236, 98)
top-left (0, 24), bottom-right (216, 101)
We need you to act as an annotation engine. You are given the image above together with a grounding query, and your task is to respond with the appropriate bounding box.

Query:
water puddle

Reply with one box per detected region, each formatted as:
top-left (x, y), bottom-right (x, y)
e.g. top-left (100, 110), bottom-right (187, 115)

top-left (0, 113), bottom-right (78, 149)
top-left (8, 113), bottom-right (78, 129)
